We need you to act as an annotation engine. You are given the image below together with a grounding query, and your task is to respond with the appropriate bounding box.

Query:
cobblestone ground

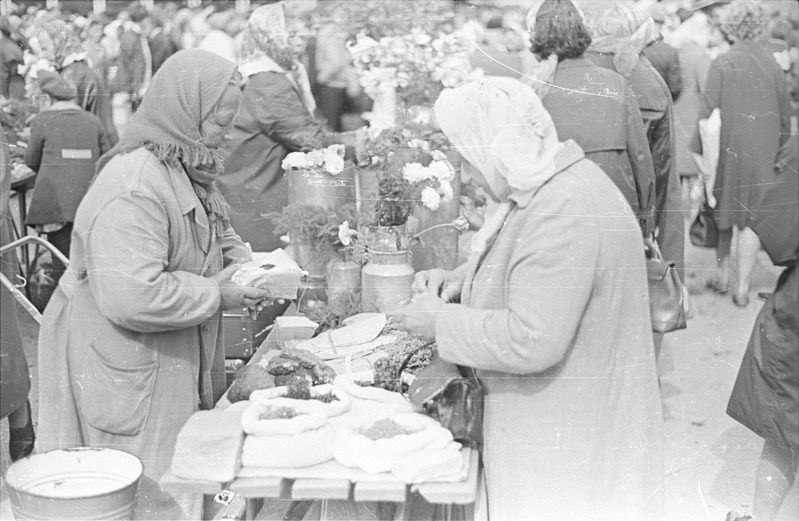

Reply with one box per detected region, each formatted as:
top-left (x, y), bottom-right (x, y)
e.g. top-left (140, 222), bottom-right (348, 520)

top-left (2, 229), bottom-right (797, 520)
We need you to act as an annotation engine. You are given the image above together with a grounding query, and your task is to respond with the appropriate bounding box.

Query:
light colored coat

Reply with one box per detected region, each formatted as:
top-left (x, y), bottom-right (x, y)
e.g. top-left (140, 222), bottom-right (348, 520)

top-left (36, 148), bottom-right (250, 519)
top-left (436, 143), bottom-right (664, 520)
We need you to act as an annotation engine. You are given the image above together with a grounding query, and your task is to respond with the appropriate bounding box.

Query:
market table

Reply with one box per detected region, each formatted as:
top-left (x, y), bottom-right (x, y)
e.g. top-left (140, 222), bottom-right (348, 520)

top-left (161, 314), bottom-right (481, 521)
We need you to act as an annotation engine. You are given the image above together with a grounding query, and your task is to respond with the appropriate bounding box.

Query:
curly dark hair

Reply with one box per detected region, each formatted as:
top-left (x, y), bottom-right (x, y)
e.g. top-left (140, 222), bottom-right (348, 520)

top-left (529, 0), bottom-right (592, 61)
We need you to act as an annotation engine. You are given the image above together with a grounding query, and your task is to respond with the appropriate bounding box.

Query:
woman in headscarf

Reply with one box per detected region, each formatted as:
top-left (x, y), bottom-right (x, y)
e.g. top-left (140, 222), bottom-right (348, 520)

top-left (690, 2), bottom-right (792, 307)
top-left (524, 0), bottom-right (656, 236)
top-left (394, 77), bottom-right (663, 521)
top-left (219, 1), bottom-right (358, 253)
top-left (42, 17), bottom-right (118, 145)
top-left (580, 0), bottom-right (685, 289)
top-left (35, 49), bottom-right (271, 520)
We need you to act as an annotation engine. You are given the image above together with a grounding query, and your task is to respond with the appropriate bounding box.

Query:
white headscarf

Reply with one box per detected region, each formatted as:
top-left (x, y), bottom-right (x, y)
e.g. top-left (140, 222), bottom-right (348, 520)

top-left (435, 77), bottom-right (562, 255)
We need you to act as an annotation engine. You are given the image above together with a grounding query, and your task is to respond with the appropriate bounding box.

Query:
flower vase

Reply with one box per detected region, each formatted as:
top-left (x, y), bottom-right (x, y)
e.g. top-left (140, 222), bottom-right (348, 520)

top-left (361, 250), bottom-right (414, 313)
top-left (286, 165), bottom-right (356, 212)
top-left (326, 260), bottom-right (361, 311)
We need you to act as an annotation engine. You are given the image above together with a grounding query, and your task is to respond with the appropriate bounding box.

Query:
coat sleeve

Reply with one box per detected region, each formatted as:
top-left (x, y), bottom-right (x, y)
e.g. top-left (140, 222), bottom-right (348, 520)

top-left (221, 224), bottom-right (253, 266)
top-left (84, 190), bottom-right (222, 333)
top-left (624, 81), bottom-right (656, 236)
top-left (254, 75), bottom-right (326, 151)
top-left (23, 118), bottom-right (44, 173)
top-left (435, 193), bottom-right (600, 374)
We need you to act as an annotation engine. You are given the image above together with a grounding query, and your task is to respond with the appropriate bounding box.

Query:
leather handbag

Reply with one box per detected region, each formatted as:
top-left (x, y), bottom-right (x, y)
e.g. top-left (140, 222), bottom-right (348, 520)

top-left (404, 352), bottom-right (484, 445)
top-left (646, 238), bottom-right (687, 333)
top-left (690, 202), bottom-right (719, 248)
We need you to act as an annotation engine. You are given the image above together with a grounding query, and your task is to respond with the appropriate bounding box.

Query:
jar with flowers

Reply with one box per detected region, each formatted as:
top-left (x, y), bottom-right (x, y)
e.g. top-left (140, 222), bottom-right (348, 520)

top-left (282, 144), bottom-right (355, 212)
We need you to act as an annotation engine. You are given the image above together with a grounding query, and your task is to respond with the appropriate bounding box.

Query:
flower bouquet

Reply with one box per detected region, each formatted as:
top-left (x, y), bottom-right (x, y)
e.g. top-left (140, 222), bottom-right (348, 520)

top-left (282, 144), bottom-right (355, 211)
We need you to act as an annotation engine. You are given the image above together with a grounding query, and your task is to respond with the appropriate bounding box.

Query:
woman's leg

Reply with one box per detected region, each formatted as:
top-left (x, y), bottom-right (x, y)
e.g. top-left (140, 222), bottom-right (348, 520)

top-left (709, 229), bottom-right (733, 291)
top-left (735, 226), bottom-right (761, 297)
top-left (753, 439), bottom-right (798, 521)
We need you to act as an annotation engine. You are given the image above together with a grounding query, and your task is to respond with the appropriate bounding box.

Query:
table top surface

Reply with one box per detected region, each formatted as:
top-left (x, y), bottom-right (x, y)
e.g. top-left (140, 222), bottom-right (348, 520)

top-left (10, 168), bottom-right (36, 191)
top-left (161, 315), bottom-right (481, 505)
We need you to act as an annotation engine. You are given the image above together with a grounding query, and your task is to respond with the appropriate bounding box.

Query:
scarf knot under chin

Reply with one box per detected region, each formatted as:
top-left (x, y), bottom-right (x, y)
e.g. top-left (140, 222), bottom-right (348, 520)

top-left (180, 157), bottom-right (232, 238)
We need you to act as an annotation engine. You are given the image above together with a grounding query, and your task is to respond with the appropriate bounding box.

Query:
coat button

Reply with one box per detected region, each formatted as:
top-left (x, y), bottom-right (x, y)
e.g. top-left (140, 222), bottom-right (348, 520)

top-left (636, 152), bottom-right (646, 162)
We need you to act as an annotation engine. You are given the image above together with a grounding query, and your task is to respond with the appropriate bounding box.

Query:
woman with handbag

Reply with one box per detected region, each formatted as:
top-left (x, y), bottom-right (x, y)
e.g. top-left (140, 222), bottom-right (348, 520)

top-left (394, 78), bottom-right (663, 521)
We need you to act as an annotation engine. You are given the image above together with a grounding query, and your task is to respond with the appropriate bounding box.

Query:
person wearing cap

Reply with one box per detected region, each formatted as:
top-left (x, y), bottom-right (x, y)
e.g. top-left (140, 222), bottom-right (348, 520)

top-left (24, 70), bottom-right (111, 284)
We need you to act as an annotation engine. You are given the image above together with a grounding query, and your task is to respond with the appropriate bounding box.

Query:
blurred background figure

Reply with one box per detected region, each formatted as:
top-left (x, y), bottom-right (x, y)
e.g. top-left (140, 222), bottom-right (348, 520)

top-left (197, 10), bottom-right (238, 64)
top-left (642, 1), bottom-right (682, 103)
top-left (311, 16), bottom-right (352, 131)
top-left (690, 1), bottom-right (792, 307)
top-left (0, 16), bottom-right (24, 99)
top-left (24, 70), bottom-right (110, 284)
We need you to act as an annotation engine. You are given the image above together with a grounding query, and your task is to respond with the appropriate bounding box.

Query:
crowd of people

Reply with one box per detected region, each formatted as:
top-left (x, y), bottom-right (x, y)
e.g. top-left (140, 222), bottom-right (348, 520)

top-left (0, 0), bottom-right (797, 520)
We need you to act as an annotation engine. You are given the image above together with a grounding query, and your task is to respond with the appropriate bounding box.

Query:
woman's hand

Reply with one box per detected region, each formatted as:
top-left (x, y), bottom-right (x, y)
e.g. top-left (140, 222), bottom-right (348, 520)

top-left (211, 264), bottom-right (273, 311)
top-left (392, 293), bottom-right (447, 342)
top-left (412, 269), bottom-right (463, 303)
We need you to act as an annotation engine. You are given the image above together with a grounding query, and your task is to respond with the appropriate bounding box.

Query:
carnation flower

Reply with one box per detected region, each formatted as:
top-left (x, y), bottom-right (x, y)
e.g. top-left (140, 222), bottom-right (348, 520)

top-left (338, 221), bottom-right (358, 246)
top-left (452, 216), bottom-right (469, 233)
top-left (324, 154), bottom-right (345, 175)
top-left (437, 179), bottom-right (454, 202)
top-left (421, 186), bottom-right (442, 210)
top-left (407, 139), bottom-right (430, 151)
top-left (306, 149), bottom-right (325, 166)
top-left (431, 150), bottom-right (448, 161)
top-left (282, 152), bottom-right (309, 170)
top-left (429, 160), bottom-right (453, 181)
top-left (402, 162), bottom-right (433, 184)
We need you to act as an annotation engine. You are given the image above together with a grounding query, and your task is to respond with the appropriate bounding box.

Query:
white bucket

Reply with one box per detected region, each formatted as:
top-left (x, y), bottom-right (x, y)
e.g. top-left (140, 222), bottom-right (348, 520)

top-left (5, 447), bottom-right (143, 520)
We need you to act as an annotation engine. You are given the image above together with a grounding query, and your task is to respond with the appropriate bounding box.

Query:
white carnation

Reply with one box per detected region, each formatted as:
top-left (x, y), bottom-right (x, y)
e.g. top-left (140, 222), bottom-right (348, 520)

top-left (431, 150), bottom-right (448, 161)
top-left (282, 152), bottom-right (309, 170)
top-left (421, 186), bottom-right (442, 210)
top-left (324, 154), bottom-right (345, 175)
top-left (437, 179), bottom-right (454, 202)
top-left (402, 162), bottom-right (433, 184)
top-left (307, 149), bottom-right (325, 166)
top-left (429, 160), bottom-right (453, 181)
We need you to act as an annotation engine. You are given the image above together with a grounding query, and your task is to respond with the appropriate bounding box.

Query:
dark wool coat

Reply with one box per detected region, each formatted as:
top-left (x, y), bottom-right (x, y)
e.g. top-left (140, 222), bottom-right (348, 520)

top-left (61, 59), bottom-right (119, 146)
top-left (542, 56), bottom-right (656, 235)
top-left (587, 51), bottom-right (685, 278)
top-left (643, 38), bottom-right (683, 102)
top-left (219, 71), bottom-right (327, 253)
top-left (24, 106), bottom-right (111, 225)
top-left (690, 41), bottom-right (792, 231)
top-left (727, 137), bottom-right (798, 452)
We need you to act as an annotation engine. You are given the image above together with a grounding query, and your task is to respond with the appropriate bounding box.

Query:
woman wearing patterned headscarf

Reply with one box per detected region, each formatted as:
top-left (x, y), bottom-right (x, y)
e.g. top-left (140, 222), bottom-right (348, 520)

top-left (580, 0), bottom-right (685, 294)
top-left (690, 1), bottom-right (792, 307)
top-left (524, 0), bottom-right (656, 237)
top-left (219, 1), bottom-right (358, 253)
top-left (394, 78), bottom-right (663, 520)
top-left (35, 50), bottom-right (271, 520)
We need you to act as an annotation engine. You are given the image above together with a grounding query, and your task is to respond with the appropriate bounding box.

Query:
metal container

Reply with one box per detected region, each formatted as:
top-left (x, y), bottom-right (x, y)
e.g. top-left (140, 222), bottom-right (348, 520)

top-left (297, 275), bottom-right (328, 316)
top-left (286, 165), bottom-right (356, 211)
top-left (361, 250), bottom-right (414, 313)
top-left (5, 447), bottom-right (143, 520)
top-left (326, 260), bottom-right (361, 310)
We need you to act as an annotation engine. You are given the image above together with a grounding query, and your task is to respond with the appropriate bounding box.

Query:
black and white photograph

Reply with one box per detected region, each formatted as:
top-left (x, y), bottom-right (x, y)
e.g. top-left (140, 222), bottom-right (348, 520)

top-left (0, 0), bottom-right (796, 519)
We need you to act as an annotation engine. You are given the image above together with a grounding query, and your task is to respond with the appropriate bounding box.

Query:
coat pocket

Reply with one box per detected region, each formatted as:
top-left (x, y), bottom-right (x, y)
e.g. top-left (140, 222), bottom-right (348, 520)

top-left (76, 344), bottom-right (158, 436)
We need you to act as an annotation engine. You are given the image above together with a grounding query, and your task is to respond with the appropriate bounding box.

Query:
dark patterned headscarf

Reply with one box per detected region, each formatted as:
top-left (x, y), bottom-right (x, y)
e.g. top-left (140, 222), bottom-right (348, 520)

top-left (96, 50), bottom-right (238, 236)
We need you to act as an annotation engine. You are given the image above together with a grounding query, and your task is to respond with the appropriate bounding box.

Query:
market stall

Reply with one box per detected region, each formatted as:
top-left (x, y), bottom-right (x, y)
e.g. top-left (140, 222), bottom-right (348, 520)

top-left (161, 310), bottom-right (482, 521)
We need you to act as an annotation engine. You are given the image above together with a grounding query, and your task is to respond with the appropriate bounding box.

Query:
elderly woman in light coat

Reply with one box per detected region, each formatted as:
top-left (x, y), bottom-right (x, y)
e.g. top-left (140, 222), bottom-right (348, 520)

top-left (394, 78), bottom-right (664, 520)
top-left (35, 50), bottom-right (271, 520)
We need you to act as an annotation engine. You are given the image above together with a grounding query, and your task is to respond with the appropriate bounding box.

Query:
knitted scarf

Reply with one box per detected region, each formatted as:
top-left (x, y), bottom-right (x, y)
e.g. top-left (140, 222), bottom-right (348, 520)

top-left (96, 49), bottom-right (237, 237)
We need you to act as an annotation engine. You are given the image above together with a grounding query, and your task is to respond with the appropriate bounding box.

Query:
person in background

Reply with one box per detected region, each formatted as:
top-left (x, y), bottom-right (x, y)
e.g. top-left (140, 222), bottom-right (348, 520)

top-left (35, 50), bottom-right (271, 519)
top-left (110, 6), bottom-right (151, 123)
top-left (197, 10), bottom-right (238, 64)
top-left (0, 122), bottom-right (35, 462)
top-left (141, 11), bottom-right (177, 74)
top-left (690, 1), bottom-right (791, 307)
top-left (395, 77), bottom-right (663, 520)
top-left (219, 2), bottom-right (358, 253)
top-left (726, 134), bottom-right (798, 521)
top-left (312, 18), bottom-right (352, 131)
top-left (666, 12), bottom-right (713, 210)
top-left (525, 0), bottom-right (656, 237)
top-left (0, 17), bottom-right (24, 98)
top-left (643, 2), bottom-right (682, 102)
top-left (581, 0), bottom-right (685, 334)
top-left (24, 71), bottom-right (110, 283)
top-left (43, 18), bottom-right (118, 146)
